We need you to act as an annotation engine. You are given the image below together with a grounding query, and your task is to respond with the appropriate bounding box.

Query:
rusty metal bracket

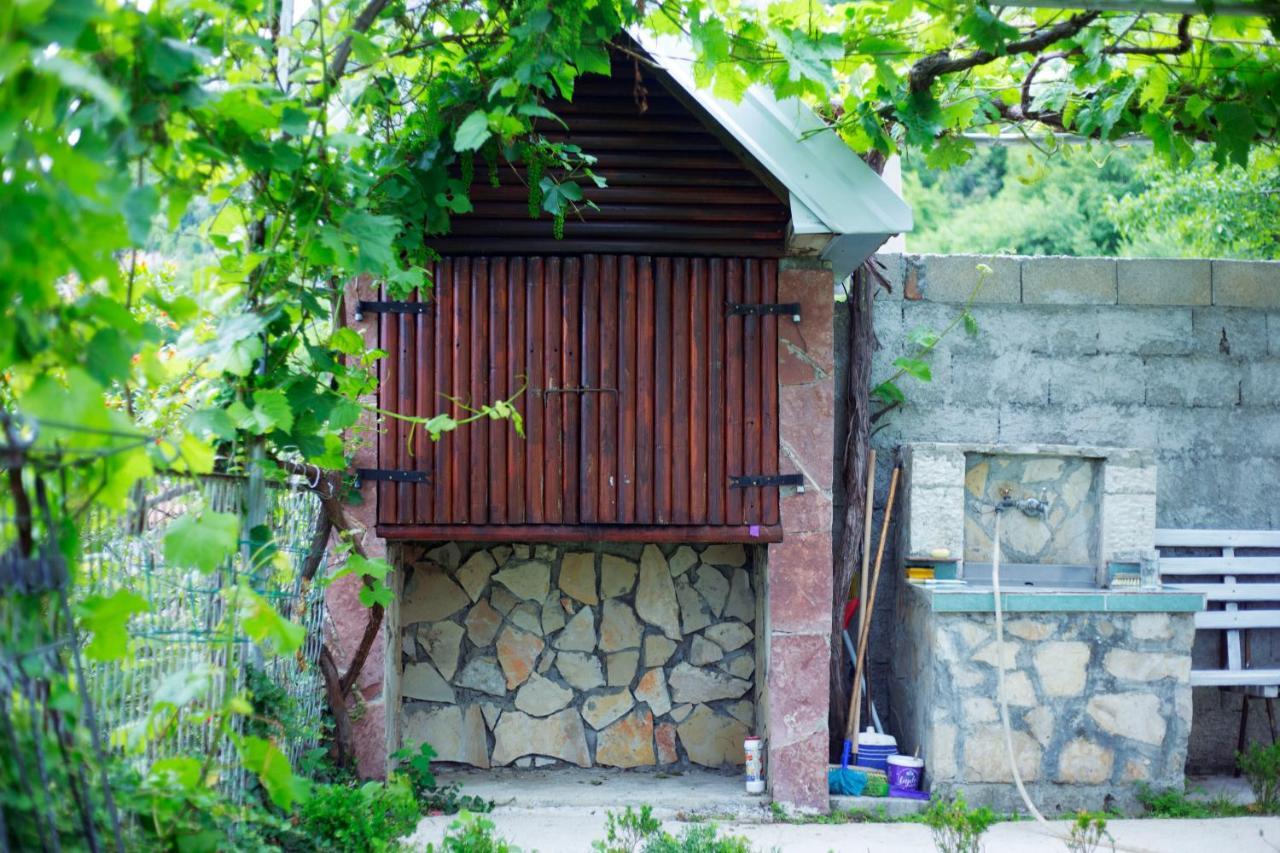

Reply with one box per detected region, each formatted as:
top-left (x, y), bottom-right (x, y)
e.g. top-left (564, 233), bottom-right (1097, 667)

top-left (354, 300), bottom-right (434, 321)
top-left (726, 302), bottom-right (801, 322)
top-left (354, 468), bottom-right (430, 488)
top-left (730, 473), bottom-right (805, 492)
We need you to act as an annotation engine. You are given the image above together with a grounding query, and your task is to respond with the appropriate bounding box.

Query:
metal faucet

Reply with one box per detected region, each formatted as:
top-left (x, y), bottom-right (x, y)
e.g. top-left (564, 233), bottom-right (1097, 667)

top-left (996, 490), bottom-right (1050, 518)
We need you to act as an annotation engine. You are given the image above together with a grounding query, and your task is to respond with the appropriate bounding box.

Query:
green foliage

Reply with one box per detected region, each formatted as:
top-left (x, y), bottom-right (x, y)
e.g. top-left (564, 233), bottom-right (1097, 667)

top-left (427, 812), bottom-right (519, 853)
top-left (906, 145), bottom-right (1280, 259)
top-left (1134, 783), bottom-right (1248, 818)
top-left (1238, 741), bottom-right (1280, 813)
top-left (593, 807), bottom-right (752, 853)
top-left (298, 775), bottom-right (421, 853)
top-left (393, 741), bottom-right (494, 815)
top-left (594, 805), bottom-right (664, 853)
top-left (923, 794), bottom-right (997, 853)
top-left (1065, 811), bottom-right (1113, 853)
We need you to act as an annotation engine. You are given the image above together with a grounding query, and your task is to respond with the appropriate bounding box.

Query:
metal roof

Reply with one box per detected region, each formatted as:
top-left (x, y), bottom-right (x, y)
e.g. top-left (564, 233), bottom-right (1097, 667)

top-left (632, 31), bottom-right (913, 278)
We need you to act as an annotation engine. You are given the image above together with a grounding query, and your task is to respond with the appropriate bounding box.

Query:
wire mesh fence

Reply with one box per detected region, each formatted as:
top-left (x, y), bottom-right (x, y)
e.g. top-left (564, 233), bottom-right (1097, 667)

top-left (78, 472), bottom-right (328, 802)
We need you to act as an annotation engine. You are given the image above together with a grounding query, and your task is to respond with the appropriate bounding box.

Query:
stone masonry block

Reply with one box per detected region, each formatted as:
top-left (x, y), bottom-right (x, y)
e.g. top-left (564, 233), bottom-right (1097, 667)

top-left (1191, 308), bottom-right (1269, 357)
top-left (1045, 356), bottom-right (1145, 408)
top-left (1143, 357), bottom-right (1242, 407)
top-left (994, 403), bottom-right (1157, 450)
top-left (906, 485), bottom-right (964, 559)
top-left (906, 444), bottom-right (966, 488)
top-left (914, 254), bottom-right (1021, 304)
top-left (1101, 491), bottom-right (1157, 560)
top-left (1096, 308), bottom-right (1194, 356)
top-left (1103, 461), bottom-right (1156, 496)
top-left (1117, 259), bottom-right (1211, 306)
top-left (1213, 260), bottom-right (1280, 309)
top-left (949, 351), bottom-right (1050, 406)
top-left (1022, 257), bottom-right (1117, 305)
top-left (873, 253), bottom-right (905, 301)
top-left (1244, 359), bottom-right (1280, 406)
top-left (1270, 313), bottom-right (1280, 356)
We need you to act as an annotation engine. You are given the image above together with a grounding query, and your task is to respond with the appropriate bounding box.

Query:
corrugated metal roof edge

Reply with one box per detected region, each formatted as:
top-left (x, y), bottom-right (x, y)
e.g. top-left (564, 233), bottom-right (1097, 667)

top-left (631, 30), bottom-right (914, 253)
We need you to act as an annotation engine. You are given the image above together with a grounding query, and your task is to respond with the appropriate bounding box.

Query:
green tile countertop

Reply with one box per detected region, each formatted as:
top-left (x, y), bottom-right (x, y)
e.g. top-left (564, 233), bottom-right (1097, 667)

top-left (907, 582), bottom-right (1205, 614)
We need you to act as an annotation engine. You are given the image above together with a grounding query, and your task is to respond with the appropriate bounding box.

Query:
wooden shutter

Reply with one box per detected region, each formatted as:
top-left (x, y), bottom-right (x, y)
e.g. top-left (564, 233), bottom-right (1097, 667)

top-left (374, 254), bottom-right (781, 542)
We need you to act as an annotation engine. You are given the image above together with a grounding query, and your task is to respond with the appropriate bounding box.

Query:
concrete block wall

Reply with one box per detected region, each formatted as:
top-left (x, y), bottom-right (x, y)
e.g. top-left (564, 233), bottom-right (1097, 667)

top-left (838, 253), bottom-right (1280, 775)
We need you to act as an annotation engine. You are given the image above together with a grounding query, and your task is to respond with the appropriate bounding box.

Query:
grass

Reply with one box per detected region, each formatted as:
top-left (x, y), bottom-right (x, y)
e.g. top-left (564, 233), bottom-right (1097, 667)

top-left (1135, 784), bottom-right (1252, 819)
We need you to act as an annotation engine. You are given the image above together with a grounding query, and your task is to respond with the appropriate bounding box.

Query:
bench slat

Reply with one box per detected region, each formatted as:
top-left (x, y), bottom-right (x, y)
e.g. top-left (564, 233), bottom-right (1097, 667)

top-left (1159, 557), bottom-right (1280, 576)
top-left (1156, 529), bottom-right (1280, 548)
top-left (1166, 583), bottom-right (1280, 602)
top-left (1191, 669), bottom-right (1280, 688)
top-left (1196, 610), bottom-right (1280, 630)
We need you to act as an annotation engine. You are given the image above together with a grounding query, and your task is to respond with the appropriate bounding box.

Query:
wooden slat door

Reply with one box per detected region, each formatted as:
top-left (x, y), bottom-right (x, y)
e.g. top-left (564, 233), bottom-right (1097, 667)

top-left (375, 254), bottom-right (780, 541)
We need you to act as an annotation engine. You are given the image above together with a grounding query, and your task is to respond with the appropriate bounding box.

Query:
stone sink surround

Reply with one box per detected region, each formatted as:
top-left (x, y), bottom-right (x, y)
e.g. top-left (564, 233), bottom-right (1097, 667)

top-left (892, 441), bottom-right (1205, 812)
top-left (398, 542), bottom-right (761, 771)
top-left (901, 442), bottom-right (1159, 583)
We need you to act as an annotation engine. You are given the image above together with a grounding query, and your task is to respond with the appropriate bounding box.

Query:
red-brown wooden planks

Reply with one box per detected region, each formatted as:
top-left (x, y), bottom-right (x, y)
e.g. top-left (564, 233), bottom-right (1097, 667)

top-left (469, 259), bottom-right (489, 523)
top-left (706, 258), bottom-right (725, 526)
top-left (488, 258), bottom-right (508, 523)
top-left (579, 256), bottom-right (600, 524)
top-left (762, 259), bottom-right (780, 526)
top-left (619, 256), bottom-right (638, 523)
top-left (724, 258), bottom-right (744, 526)
top-left (525, 258), bottom-right (545, 523)
top-left (742, 259), bottom-right (762, 523)
top-left (376, 252), bottom-right (784, 540)
top-left (507, 258), bottom-right (526, 523)
top-left (452, 259), bottom-right (472, 522)
top-left (415, 273), bottom-right (434, 520)
top-left (635, 257), bottom-right (655, 524)
top-left (542, 257), bottom-right (563, 523)
top-left (689, 259), bottom-right (708, 523)
top-left (561, 257), bottom-right (582, 524)
top-left (671, 257), bottom-right (691, 524)
top-left (598, 255), bottom-right (619, 522)
top-left (653, 257), bottom-right (672, 524)
top-left (396, 286), bottom-right (416, 524)
top-left (378, 283), bottom-right (399, 523)
top-left (433, 260), bottom-right (454, 523)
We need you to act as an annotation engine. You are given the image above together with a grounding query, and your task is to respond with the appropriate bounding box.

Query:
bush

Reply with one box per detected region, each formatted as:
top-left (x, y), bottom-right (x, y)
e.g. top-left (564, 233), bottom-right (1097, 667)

top-left (1237, 741), bottom-right (1280, 814)
top-left (1065, 811), bottom-right (1112, 853)
top-left (427, 812), bottom-right (518, 853)
top-left (592, 806), bottom-right (753, 853)
top-left (923, 794), bottom-right (996, 853)
top-left (298, 774), bottom-right (421, 852)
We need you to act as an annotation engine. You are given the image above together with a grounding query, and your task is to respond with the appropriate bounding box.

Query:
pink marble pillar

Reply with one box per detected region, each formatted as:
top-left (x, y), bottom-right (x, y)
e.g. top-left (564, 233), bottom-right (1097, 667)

top-left (766, 262), bottom-right (836, 812)
top-left (332, 276), bottom-right (392, 779)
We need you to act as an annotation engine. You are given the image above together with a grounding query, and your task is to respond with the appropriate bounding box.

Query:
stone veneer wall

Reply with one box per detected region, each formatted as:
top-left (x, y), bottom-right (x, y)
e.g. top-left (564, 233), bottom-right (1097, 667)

top-left (840, 254), bottom-right (1280, 771)
top-left (396, 541), bottom-right (760, 770)
top-left (892, 588), bottom-right (1196, 813)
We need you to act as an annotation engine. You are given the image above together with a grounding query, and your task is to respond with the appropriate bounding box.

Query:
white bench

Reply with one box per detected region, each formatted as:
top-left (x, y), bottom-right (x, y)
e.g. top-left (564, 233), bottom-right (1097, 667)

top-left (1156, 529), bottom-right (1280, 757)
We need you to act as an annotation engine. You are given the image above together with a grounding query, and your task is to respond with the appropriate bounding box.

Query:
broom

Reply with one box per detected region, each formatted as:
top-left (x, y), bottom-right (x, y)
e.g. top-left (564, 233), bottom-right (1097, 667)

top-left (842, 465), bottom-right (899, 769)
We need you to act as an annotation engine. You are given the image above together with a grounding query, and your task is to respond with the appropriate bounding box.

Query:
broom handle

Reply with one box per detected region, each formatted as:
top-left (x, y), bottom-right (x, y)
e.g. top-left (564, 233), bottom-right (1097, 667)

top-left (857, 450), bottom-right (877, 632)
top-left (846, 466), bottom-right (900, 742)
top-left (849, 449), bottom-right (877, 743)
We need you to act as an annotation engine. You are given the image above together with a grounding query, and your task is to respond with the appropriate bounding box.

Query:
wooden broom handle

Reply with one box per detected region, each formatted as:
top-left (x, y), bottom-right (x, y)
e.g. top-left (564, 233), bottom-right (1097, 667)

top-left (846, 465), bottom-right (900, 742)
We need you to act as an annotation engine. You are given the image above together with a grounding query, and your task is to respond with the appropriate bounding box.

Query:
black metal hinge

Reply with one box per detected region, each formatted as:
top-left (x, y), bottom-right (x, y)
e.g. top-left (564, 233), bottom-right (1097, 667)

top-left (355, 468), bottom-right (430, 487)
top-left (730, 473), bottom-right (805, 491)
top-left (726, 302), bottom-right (801, 320)
top-left (354, 300), bottom-right (434, 320)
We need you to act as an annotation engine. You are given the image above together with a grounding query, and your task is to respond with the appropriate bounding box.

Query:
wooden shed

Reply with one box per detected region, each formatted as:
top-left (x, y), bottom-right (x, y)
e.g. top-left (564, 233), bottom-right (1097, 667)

top-left (364, 34), bottom-right (910, 546)
top-left (341, 32), bottom-right (910, 812)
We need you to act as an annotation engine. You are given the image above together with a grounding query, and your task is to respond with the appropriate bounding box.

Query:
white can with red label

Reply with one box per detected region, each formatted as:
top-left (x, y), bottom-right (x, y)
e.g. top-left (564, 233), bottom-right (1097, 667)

top-left (744, 736), bottom-right (764, 794)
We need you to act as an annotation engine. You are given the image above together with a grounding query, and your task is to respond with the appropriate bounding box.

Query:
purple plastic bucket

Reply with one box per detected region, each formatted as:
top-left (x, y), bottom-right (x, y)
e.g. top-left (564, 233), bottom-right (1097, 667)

top-left (886, 755), bottom-right (924, 791)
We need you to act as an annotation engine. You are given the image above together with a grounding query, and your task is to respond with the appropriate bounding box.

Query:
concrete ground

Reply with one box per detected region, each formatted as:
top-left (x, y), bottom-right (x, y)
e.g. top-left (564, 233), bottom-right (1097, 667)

top-left (413, 769), bottom-right (1280, 851)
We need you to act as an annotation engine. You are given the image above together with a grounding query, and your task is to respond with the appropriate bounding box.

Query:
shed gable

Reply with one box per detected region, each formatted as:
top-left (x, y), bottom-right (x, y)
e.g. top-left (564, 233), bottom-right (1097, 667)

top-left (428, 56), bottom-right (790, 259)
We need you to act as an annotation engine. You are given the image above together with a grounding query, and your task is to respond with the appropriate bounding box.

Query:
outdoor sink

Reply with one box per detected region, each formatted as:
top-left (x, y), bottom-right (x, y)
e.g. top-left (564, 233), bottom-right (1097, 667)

top-left (961, 562), bottom-right (1099, 589)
